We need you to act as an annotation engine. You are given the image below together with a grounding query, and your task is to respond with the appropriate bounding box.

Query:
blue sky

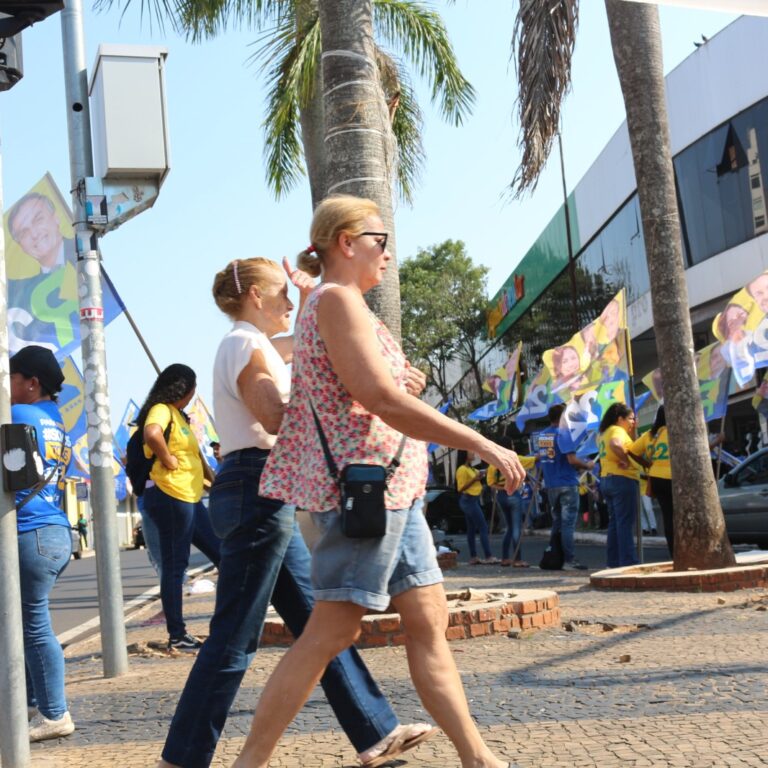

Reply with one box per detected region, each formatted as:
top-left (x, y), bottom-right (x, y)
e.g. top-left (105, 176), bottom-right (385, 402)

top-left (0, 1), bottom-right (737, 425)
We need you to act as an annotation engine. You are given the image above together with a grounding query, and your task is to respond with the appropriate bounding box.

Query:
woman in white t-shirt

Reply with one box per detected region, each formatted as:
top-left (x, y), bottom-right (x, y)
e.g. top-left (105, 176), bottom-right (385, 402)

top-left (158, 257), bottom-right (433, 768)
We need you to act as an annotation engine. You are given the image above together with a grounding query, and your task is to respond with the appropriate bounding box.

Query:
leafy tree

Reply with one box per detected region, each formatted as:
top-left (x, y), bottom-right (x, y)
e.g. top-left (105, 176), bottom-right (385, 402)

top-left (400, 240), bottom-right (489, 420)
top-left (509, 0), bottom-right (735, 570)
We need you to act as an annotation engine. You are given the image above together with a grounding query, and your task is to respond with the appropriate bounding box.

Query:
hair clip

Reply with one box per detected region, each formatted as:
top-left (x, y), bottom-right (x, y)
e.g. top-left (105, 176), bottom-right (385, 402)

top-left (233, 260), bottom-right (243, 294)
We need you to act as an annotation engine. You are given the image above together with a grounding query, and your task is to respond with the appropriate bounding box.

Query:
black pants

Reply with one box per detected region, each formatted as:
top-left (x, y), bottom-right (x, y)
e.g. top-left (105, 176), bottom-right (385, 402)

top-left (650, 477), bottom-right (674, 556)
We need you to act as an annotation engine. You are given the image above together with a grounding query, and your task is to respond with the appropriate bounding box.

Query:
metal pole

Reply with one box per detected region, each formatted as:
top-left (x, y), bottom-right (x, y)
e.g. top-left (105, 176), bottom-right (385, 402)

top-left (558, 133), bottom-right (579, 336)
top-left (0, 144), bottom-right (32, 768)
top-left (61, 0), bottom-right (128, 677)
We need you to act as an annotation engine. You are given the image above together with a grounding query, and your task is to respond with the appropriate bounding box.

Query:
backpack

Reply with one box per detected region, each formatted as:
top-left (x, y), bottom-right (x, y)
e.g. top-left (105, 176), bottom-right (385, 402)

top-left (538, 534), bottom-right (565, 570)
top-left (125, 408), bottom-right (173, 497)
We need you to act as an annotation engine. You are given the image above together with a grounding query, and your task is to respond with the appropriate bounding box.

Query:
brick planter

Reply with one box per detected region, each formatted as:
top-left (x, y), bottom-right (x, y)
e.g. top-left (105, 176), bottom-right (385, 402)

top-left (260, 588), bottom-right (560, 648)
top-left (437, 551), bottom-right (458, 570)
top-left (591, 551), bottom-right (768, 592)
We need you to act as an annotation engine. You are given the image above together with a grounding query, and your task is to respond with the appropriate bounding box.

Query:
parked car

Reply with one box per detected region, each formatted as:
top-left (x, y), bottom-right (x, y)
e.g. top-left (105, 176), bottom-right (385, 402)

top-left (132, 520), bottom-right (145, 550)
top-left (424, 486), bottom-right (502, 534)
top-left (70, 526), bottom-right (82, 560)
top-left (718, 448), bottom-right (768, 546)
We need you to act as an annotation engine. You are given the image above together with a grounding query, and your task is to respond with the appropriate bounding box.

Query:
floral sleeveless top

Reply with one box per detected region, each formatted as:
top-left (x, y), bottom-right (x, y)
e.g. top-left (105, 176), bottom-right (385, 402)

top-left (260, 283), bottom-right (428, 512)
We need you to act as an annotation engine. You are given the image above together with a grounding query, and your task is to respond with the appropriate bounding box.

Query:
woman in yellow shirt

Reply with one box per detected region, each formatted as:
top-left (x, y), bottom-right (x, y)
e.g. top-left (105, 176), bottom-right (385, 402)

top-left (597, 402), bottom-right (645, 568)
top-left (455, 450), bottom-right (498, 564)
top-left (630, 405), bottom-right (673, 556)
top-left (139, 364), bottom-right (220, 651)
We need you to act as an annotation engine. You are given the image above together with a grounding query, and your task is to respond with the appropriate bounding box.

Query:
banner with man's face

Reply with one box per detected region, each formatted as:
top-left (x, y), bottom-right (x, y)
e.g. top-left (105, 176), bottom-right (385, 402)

top-left (711, 268), bottom-right (768, 387)
top-left (3, 173), bottom-right (123, 360)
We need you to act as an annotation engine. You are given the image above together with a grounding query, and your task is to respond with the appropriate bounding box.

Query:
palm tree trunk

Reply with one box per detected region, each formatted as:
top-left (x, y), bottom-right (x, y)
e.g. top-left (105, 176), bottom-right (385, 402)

top-left (318, 0), bottom-right (401, 339)
top-left (604, 0), bottom-right (735, 570)
top-left (296, 0), bottom-right (326, 208)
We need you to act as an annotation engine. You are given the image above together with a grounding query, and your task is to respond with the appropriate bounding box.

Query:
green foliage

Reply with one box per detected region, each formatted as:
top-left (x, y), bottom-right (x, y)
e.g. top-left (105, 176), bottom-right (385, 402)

top-left (400, 240), bottom-right (489, 417)
top-left (102, 0), bottom-right (473, 203)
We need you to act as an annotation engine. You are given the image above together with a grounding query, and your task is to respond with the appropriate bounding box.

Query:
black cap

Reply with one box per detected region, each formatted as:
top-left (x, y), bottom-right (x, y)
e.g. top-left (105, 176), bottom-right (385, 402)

top-left (10, 345), bottom-right (65, 395)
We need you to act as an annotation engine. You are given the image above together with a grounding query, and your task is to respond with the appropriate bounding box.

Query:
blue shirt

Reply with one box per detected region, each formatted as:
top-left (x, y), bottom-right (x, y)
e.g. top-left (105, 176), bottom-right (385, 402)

top-left (13, 401), bottom-right (71, 533)
top-left (537, 426), bottom-right (578, 488)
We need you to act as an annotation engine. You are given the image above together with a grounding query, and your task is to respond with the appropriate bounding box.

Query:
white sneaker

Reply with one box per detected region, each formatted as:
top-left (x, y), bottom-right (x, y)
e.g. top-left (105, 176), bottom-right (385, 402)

top-left (29, 710), bottom-right (75, 742)
top-left (27, 706), bottom-right (38, 721)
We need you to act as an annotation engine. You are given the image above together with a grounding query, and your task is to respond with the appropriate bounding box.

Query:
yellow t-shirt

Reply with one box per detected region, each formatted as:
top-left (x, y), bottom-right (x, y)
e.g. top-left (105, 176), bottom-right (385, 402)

top-left (598, 424), bottom-right (640, 480)
top-left (144, 404), bottom-right (204, 503)
top-left (456, 464), bottom-right (483, 496)
top-left (630, 427), bottom-right (671, 480)
top-left (486, 455), bottom-right (537, 487)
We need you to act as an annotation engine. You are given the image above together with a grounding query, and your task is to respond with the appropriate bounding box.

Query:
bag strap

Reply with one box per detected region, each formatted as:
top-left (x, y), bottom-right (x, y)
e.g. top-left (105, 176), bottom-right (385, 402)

top-left (16, 428), bottom-right (67, 513)
top-left (308, 399), bottom-right (407, 485)
top-left (309, 401), bottom-right (340, 483)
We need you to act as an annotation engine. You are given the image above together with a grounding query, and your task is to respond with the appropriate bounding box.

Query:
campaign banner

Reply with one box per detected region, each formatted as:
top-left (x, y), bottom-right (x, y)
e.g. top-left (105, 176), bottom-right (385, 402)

top-left (469, 342), bottom-right (522, 422)
top-left (558, 378), bottom-right (631, 454)
top-left (642, 340), bottom-right (730, 423)
top-left (114, 399), bottom-right (140, 459)
top-left (516, 290), bottom-right (629, 432)
top-left (3, 174), bottom-right (124, 360)
top-left (61, 357), bottom-right (127, 501)
top-left (186, 395), bottom-right (220, 471)
top-left (711, 267), bottom-right (768, 387)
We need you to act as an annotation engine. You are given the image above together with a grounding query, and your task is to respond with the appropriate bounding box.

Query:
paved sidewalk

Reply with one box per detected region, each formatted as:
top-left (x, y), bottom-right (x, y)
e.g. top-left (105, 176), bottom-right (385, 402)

top-left (29, 560), bottom-right (768, 767)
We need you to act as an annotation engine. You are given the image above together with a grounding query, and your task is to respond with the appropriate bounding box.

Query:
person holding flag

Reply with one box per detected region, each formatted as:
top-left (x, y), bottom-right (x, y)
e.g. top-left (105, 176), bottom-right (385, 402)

top-left (538, 405), bottom-right (594, 571)
top-left (597, 403), bottom-right (646, 568)
top-left (630, 406), bottom-right (674, 556)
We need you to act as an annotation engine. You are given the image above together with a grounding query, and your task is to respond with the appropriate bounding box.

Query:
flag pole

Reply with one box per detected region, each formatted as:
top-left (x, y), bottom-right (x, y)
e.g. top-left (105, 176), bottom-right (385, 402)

top-left (100, 266), bottom-right (161, 376)
top-left (714, 368), bottom-right (731, 481)
top-left (622, 292), bottom-right (644, 563)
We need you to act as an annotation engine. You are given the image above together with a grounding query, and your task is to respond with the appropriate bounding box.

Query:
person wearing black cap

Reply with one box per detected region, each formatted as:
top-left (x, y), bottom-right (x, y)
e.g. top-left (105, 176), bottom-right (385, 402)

top-left (9, 345), bottom-right (75, 742)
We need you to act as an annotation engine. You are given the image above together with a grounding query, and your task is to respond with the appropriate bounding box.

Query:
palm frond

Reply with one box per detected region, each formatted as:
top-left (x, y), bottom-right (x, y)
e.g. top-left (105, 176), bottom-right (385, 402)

top-left (93, 0), bottom-right (185, 34)
top-left (510, 0), bottom-right (579, 197)
top-left (253, 12), bottom-right (324, 197)
top-left (380, 52), bottom-right (425, 205)
top-left (178, 0), bottom-right (292, 42)
top-left (373, 0), bottom-right (475, 126)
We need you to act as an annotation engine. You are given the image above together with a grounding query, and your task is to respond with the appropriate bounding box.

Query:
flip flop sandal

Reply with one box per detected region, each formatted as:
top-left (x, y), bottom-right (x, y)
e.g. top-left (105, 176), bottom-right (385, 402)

top-left (361, 725), bottom-right (439, 768)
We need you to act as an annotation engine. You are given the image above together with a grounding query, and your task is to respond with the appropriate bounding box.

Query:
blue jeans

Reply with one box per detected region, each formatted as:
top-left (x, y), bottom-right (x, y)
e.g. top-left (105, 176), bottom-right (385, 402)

top-left (498, 492), bottom-right (523, 561)
top-left (458, 493), bottom-right (491, 559)
top-left (547, 485), bottom-right (579, 564)
top-left (138, 494), bottom-right (162, 576)
top-left (602, 475), bottom-right (640, 568)
top-left (18, 524), bottom-right (72, 719)
top-left (143, 485), bottom-right (221, 639)
top-left (161, 448), bottom-right (398, 768)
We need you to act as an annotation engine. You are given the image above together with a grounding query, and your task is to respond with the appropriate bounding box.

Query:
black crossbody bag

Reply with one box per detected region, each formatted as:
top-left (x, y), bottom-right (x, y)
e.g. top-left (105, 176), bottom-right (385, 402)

top-left (310, 402), bottom-right (407, 538)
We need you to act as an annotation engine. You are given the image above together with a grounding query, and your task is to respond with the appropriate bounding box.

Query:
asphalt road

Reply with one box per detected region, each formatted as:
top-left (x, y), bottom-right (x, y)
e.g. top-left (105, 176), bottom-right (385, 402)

top-left (50, 546), bottom-right (213, 638)
top-left (48, 533), bottom-right (670, 641)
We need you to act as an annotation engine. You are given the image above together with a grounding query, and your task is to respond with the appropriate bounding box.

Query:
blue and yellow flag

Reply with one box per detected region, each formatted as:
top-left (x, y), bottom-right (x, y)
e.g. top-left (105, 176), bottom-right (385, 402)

top-left (61, 357), bottom-right (127, 501)
top-left (186, 396), bottom-right (220, 471)
top-left (711, 268), bottom-right (768, 387)
top-left (3, 174), bottom-right (124, 360)
top-left (470, 342), bottom-right (522, 422)
top-left (516, 290), bottom-right (629, 432)
top-left (642, 341), bottom-right (730, 423)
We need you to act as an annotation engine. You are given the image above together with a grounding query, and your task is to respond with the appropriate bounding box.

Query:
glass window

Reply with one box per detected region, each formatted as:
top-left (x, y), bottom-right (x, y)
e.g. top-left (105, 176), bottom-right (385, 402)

top-left (675, 97), bottom-right (768, 265)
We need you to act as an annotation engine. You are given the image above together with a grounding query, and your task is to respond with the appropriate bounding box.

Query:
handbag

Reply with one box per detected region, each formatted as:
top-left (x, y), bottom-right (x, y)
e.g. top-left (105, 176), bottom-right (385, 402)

top-left (309, 402), bottom-right (407, 538)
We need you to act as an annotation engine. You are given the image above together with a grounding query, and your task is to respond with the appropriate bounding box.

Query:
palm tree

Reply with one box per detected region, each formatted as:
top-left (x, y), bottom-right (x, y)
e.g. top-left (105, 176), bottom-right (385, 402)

top-left (98, 0), bottom-right (474, 334)
top-left (510, 0), bottom-right (735, 571)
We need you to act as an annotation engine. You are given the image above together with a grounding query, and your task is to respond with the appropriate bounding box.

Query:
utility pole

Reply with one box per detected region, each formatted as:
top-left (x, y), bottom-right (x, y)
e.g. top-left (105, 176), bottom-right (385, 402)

top-left (0, 149), bottom-right (31, 768)
top-left (60, 0), bottom-right (127, 677)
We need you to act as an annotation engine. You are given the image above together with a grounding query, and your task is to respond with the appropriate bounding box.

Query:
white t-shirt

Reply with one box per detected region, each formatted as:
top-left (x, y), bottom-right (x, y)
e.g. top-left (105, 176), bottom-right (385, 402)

top-left (213, 321), bottom-right (291, 454)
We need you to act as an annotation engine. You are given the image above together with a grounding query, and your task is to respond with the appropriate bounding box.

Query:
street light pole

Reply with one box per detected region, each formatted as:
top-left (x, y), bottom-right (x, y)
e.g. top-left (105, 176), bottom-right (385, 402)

top-left (60, 0), bottom-right (127, 677)
top-left (0, 148), bottom-right (31, 768)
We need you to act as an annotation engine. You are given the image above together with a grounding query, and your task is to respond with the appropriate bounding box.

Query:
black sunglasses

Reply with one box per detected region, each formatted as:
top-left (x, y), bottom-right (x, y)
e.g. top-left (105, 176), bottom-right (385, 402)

top-left (358, 231), bottom-right (388, 252)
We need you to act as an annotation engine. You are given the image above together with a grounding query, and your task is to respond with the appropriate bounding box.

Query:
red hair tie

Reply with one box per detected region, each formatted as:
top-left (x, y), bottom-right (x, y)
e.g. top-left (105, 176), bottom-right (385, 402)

top-left (306, 245), bottom-right (316, 254)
